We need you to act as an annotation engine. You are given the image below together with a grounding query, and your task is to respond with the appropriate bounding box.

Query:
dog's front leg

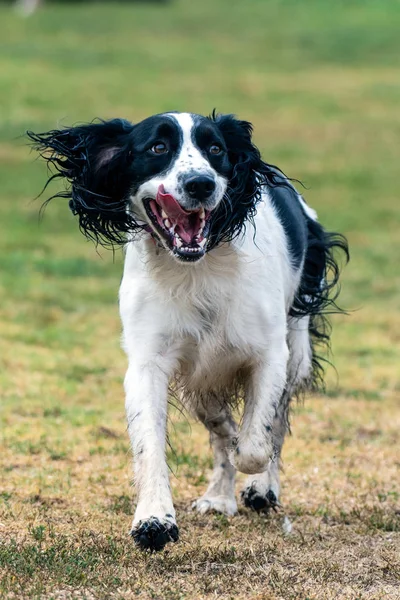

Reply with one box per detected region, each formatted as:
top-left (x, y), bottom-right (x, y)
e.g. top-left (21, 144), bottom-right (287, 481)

top-left (124, 361), bottom-right (178, 552)
top-left (230, 336), bottom-right (289, 475)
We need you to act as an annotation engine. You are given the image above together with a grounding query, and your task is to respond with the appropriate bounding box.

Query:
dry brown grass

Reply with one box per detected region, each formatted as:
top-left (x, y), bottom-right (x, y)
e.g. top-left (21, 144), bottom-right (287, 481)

top-left (1, 310), bottom-right (399, 599)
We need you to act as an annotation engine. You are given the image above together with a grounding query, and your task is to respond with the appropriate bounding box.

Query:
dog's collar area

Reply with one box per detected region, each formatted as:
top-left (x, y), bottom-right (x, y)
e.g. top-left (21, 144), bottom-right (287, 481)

top-left (142, 185), bottom-right (212, 262)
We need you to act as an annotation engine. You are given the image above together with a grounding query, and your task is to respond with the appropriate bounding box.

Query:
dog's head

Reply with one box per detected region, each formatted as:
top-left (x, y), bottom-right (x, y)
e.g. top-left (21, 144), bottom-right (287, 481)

top-left (29, 111), bottom-right (283, 262)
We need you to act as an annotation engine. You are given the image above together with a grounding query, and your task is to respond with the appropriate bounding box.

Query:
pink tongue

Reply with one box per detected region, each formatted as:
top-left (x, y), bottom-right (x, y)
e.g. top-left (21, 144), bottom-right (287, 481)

top-left (157, 185), bottom-right (202, 244)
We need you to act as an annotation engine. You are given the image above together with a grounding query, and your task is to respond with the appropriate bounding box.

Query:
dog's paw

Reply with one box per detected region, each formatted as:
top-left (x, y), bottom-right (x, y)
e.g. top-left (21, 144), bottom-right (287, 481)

top-left (241, 485), bottom-right (279, 513)
top-left (228, 437), bottom-right (273, 475)
top-left (131, 516), bottom-right (179, 552)
top-left (192, 495), bottom-right (238, 517)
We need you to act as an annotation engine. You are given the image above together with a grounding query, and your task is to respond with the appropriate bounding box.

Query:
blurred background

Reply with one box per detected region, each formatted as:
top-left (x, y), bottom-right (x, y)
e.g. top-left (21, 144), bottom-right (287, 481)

top-left (0, 1), bottom-right (399, 596)
top-left (1, 0), bottom-right (399, 410)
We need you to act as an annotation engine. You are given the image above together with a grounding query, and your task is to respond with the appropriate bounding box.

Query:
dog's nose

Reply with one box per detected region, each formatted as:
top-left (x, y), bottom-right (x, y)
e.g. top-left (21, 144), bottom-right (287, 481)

top-left (184, 175), bottom-right (216, 200)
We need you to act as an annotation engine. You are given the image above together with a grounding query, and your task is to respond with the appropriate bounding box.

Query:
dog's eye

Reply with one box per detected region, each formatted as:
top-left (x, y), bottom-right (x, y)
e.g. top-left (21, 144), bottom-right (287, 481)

top-left (150, 142), bottom-right (168, 155)
top-left (209, 144), bottom-right (222, 155)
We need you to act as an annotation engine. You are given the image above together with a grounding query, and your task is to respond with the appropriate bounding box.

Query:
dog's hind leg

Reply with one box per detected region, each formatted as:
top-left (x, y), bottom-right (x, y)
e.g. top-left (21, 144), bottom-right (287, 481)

top-left (241, 317), bottom-right (312, 511)
top-left (192, 398), bottom-right (238, 516)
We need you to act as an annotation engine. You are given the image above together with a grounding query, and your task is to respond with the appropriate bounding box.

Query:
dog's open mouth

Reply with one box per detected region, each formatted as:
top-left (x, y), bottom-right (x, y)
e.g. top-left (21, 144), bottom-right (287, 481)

top-left (143, 185), bottom-right (212, 261)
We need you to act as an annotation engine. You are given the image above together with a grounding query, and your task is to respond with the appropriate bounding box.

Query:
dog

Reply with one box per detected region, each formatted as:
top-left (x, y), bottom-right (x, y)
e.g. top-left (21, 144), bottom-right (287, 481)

top-left (29, 111), bottom-right (348, 552)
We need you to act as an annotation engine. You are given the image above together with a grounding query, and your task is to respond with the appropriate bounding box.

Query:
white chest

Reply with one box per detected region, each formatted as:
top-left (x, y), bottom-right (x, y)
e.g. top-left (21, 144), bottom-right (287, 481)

top-left (120, 201), bottom-right (293, 388)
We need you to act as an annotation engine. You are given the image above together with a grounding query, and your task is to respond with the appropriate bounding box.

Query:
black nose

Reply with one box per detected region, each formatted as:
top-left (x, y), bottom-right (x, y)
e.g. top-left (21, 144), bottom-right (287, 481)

top-left (184, 175), bottom-right (216, 200)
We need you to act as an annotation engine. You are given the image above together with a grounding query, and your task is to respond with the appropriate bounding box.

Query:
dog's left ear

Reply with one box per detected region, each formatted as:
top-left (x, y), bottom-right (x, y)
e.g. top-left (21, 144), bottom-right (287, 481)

top-left (28, 119), bottom-right (139, 245)
top-left (208, 112), bottom-right (274, 246)
top-left (211, 113), bottom-right (261, 201)
top-left (209, 112), bottom-right (292, 247)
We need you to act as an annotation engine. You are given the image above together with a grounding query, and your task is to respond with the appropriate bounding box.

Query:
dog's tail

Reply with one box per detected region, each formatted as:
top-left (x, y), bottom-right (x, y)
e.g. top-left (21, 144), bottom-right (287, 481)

top-left (289, 216), bottom-right (349, 390)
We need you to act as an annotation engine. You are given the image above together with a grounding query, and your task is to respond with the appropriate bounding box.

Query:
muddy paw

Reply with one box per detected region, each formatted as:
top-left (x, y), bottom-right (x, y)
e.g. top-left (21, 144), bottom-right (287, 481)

top-left (241, 485), bottom-right (279, 513)
top-left (131, 517), bottom-right (179, 552)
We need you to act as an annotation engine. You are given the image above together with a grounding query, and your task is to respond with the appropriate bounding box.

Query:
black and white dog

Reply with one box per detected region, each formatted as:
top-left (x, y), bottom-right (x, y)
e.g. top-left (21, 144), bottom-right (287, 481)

top-left (29, 111), bottom-right (348, 552)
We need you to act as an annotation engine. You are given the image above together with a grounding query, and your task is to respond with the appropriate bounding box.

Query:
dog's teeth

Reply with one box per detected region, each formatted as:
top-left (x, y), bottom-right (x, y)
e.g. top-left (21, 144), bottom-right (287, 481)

top-left (173, 230), bottom-right (206, 254)
top-left (164, 219), bottom-right (171, 229)
top-left (199, 208), bottom-right (205, 220)
top-left (161, 209), bottom-right (168, 219)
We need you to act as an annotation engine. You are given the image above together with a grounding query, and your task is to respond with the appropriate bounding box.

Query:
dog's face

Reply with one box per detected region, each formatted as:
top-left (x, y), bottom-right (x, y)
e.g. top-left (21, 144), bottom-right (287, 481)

top-left (29, 111), bottom-right (278, 262)
top-left (128, 113), bottom-right (230, 261)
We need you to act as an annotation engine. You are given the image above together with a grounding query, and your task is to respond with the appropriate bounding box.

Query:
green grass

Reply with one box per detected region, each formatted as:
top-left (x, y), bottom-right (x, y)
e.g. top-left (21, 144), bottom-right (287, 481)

top-left (0, 1), bottom-right (400, 598)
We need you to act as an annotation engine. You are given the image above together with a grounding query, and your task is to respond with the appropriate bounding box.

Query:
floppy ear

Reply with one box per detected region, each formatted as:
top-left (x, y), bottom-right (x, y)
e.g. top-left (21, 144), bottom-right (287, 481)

top-left (27, 119), bottom-right (140, 246)
top-left (208, 112), bottom-right (287, 247)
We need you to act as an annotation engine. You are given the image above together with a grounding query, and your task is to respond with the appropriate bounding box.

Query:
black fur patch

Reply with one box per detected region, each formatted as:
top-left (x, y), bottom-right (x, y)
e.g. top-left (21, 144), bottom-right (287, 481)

top-left (241, 486), bottom-right (279, 513)
top-left (131, 517), bottom-right (179, 552)
top-left (268, 181), bottom-right (308, 269)
top-left (27, 119), bottom-right (138, 246)
top-left (27, 115), bottom-right (183, 246)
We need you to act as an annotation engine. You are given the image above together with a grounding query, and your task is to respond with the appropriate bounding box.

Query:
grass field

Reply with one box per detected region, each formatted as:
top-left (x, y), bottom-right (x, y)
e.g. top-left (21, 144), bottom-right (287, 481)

top-left (0, 0), bottom-right (399, 598)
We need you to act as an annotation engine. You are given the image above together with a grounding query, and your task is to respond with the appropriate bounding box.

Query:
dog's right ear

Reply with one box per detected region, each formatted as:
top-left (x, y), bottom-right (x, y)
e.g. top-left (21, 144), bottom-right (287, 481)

top-left (27, 119), bottom-right (140, 246)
